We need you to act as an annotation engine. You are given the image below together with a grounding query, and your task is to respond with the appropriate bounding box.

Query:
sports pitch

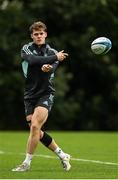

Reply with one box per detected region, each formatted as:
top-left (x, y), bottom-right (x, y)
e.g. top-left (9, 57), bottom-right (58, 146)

top-left (0, 131), bottom-right (118, 179)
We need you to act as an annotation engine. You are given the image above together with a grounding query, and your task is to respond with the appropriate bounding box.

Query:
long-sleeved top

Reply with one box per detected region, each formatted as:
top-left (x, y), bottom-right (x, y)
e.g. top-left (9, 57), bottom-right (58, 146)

top-left (21, 42), bottom-right (59, 99)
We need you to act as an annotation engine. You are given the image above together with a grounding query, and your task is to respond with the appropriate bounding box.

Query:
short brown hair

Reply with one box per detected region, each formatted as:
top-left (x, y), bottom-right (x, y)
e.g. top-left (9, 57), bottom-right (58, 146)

top-left (29, 21), bottom-right (47, 34)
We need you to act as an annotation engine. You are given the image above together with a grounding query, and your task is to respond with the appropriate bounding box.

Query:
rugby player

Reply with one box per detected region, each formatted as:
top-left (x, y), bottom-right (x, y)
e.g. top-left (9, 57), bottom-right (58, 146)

top-left (12, 21), bottom-right (71, 172)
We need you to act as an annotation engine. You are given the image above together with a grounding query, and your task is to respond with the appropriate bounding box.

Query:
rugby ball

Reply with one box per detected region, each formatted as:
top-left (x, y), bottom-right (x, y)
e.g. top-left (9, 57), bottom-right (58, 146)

top-left (91, 37), bottom-right (112, 55)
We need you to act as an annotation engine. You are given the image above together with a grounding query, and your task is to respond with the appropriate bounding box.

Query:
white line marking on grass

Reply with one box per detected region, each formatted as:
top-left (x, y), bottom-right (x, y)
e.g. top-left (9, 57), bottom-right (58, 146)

top-left (37, 154), bottom-right (118, 166)
top-left (0, 150), bottom-right (118, 166)
top-left (71, 157), bottom-right (118, 166)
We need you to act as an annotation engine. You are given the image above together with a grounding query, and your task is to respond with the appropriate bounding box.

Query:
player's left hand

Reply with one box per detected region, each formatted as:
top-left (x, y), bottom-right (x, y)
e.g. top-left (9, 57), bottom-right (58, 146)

top-left (41, 64), bottom-right (53, 72)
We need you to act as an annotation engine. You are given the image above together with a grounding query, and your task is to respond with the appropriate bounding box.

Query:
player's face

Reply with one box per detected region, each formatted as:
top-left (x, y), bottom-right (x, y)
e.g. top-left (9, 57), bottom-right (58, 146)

top-left (31, 28), bottom-right (47, 45)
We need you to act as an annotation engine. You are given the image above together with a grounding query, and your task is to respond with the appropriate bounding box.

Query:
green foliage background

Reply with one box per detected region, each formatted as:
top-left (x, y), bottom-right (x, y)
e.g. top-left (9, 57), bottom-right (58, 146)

top-left (0, 0), bottom-right (118, 130)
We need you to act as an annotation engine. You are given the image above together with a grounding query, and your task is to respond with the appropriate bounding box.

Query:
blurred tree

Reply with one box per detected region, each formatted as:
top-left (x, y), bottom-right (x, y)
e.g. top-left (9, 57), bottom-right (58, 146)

top-left (0, 0), bottom-right (118, 130)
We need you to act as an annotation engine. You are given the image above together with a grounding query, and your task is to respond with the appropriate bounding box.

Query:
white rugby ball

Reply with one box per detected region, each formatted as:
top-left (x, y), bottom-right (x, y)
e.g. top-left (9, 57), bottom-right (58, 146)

top-left (91, 37), bottom-right (112, 55)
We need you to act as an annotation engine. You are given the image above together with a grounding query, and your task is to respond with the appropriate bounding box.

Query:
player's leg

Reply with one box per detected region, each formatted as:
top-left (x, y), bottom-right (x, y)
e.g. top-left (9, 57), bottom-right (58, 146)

top-left (40, 130), bottom-right (71, 171)
top-left (25, 119), bottom-right (71, 171)
top-left (38, 94), bottom-right (71, 171)
top-left (27, 106), bottom-right (48, 154)
top-left (12, 106), bottom-right (48, 172)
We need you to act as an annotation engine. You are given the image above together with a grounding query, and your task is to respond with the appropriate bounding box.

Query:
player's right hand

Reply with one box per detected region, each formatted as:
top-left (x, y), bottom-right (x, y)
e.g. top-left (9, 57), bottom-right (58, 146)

top-left (41, 64), bottom-right (53, 72)
top-left (56, 50), bottom-right (69, 61)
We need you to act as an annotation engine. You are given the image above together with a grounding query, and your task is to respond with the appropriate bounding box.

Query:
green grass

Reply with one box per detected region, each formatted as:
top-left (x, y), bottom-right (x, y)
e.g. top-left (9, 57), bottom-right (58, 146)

top-left (0, 131), bottom-right (118, 179)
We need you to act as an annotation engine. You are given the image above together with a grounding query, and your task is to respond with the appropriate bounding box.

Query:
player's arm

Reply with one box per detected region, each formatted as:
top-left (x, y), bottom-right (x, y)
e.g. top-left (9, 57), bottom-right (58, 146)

top-left (21, 46), bottom-right (68, 66)
top-left (21, 50), bottom-right (57, 66)
top-left (51, 61), bottom-right (59, 71)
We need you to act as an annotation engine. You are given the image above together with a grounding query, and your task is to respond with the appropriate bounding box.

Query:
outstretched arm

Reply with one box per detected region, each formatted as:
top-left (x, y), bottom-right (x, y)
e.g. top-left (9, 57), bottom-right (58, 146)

top-left (21, 45), bottom-right (68, 66)
top-left (21, 52), bottom-right (57, 66)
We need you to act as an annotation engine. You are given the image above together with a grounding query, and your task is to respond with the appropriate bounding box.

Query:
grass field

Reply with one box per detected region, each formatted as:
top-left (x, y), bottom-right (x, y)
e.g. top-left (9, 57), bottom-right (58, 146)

top-left (0, 131), bottom-right (118, 179)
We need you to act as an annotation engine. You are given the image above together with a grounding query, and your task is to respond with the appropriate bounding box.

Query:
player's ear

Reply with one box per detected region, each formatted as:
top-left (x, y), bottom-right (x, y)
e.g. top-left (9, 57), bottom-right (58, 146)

top-left (31, 33), bottom-right (33, 39)
top-left (45, 32), bottom-right (47, 38)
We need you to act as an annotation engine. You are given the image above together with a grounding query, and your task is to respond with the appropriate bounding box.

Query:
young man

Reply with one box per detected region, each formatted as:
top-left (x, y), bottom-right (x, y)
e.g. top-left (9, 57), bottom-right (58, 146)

top-left (12, 21), bottom-right (71, 172)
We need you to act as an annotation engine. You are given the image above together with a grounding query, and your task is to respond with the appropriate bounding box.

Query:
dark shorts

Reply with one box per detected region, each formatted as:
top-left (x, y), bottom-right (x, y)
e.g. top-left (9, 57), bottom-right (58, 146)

top-left (24, 94), bottom-right (54, 116)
